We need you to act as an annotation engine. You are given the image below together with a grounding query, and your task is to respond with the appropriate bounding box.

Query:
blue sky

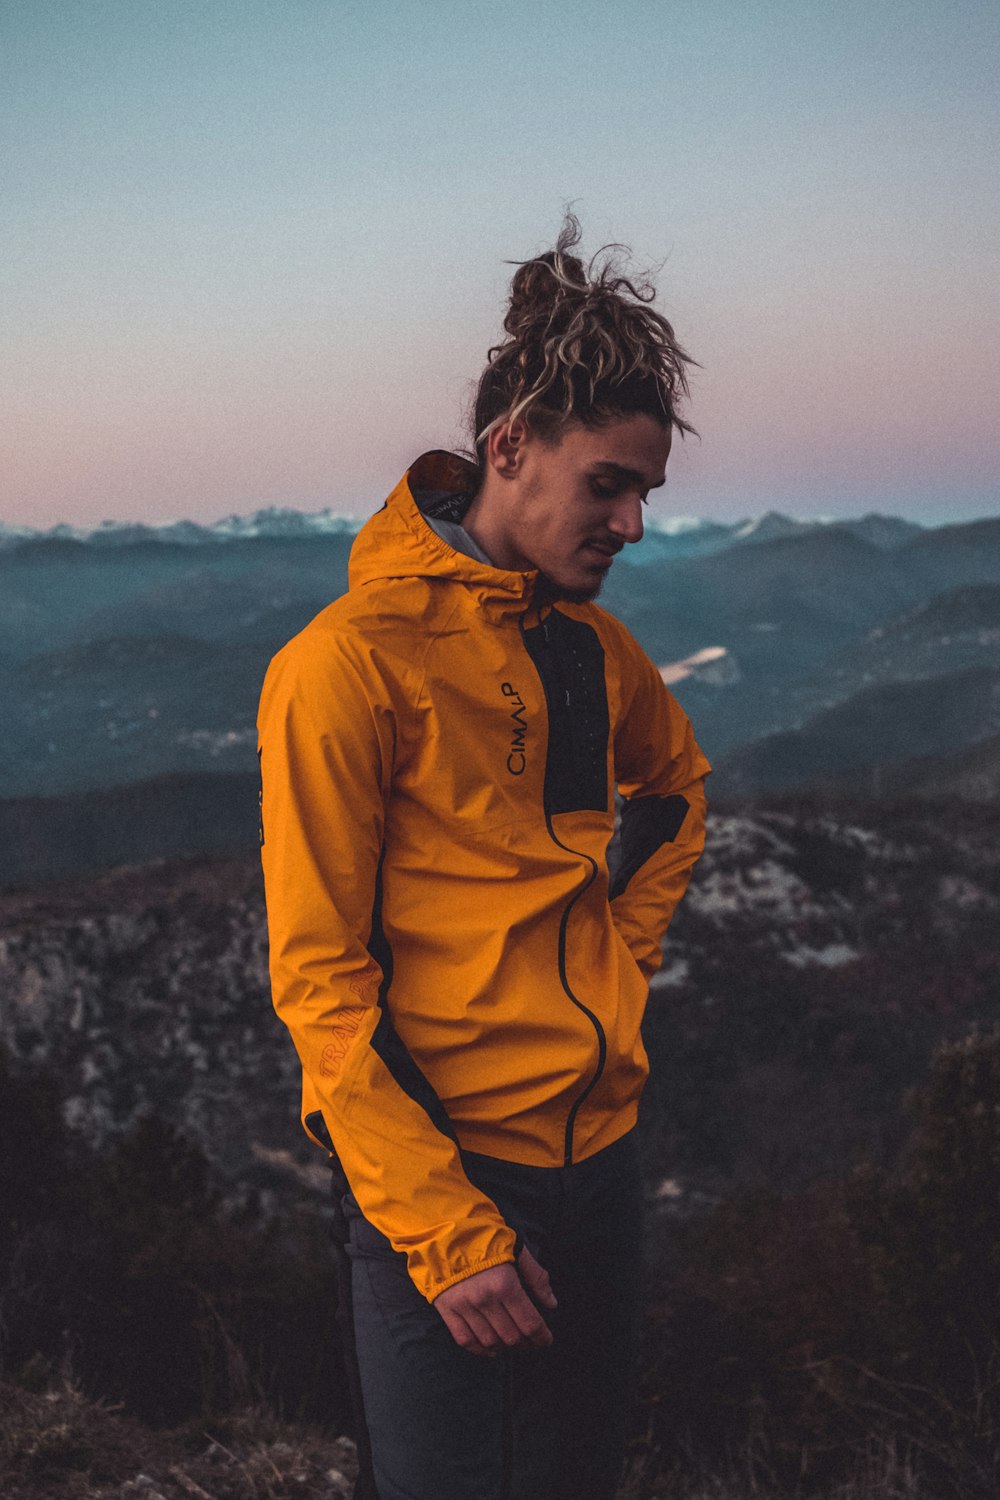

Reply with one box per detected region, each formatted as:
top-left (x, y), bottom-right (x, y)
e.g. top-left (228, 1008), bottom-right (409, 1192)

top-left (4, 0), bottom-right (998, 526)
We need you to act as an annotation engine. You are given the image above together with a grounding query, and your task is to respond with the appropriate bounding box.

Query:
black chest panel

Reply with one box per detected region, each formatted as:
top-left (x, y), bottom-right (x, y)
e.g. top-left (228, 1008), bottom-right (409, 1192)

top-left (521, 610), bottom-right (610, 816)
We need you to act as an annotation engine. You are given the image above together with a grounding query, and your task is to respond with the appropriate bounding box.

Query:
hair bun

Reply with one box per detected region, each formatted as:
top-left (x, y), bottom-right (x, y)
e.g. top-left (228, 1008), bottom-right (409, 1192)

top-left (469, 210), bottom-right (697, 457)
top-left (504, 249), bottom-right (587, 337)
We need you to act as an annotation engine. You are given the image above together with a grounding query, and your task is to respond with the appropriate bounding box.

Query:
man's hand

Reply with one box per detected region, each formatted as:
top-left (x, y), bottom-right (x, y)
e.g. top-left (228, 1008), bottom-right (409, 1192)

top-left (433, 1246), bottom-right (557, 1357)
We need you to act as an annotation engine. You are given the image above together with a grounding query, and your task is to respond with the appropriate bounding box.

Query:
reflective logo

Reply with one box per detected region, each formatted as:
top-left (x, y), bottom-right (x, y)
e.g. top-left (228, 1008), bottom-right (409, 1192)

top-left (320, 1005), bottom-right (367, 1078)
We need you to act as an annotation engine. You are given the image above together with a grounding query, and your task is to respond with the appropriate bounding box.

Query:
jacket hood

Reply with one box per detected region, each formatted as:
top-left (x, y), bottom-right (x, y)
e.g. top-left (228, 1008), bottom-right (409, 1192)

top-left (348, 450), bottom-right (537, 605)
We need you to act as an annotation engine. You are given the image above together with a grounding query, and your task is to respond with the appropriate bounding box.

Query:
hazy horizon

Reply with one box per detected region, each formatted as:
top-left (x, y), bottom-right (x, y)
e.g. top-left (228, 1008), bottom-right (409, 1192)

top-left (7, 496), bottom-right (1000, 542)
top-left (3, 482), bottom-right (997, 535)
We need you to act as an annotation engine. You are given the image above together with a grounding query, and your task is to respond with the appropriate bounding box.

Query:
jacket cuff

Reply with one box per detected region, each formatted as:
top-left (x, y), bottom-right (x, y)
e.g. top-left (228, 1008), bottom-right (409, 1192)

top-left (422, 1251), bottom-right (518, 1304)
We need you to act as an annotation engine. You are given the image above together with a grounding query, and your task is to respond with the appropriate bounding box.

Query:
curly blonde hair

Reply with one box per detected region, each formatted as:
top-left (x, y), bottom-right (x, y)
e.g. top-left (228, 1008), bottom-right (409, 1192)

top-left (470, 212), bottom-right (697, 464)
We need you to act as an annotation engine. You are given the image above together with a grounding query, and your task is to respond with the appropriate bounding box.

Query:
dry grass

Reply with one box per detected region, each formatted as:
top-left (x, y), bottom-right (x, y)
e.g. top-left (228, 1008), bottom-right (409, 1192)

top-left (616, 1427), bottom-right (928, 1500)
top-left (0, 1377), bottom-right (357, 1500)
top-left (0, 1372), bottom-right (959, 1500)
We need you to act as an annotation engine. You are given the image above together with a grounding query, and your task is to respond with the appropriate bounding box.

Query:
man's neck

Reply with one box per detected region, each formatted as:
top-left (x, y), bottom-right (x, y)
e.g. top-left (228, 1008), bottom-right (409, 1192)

top-left (461, 485), bottom-right (524, 573)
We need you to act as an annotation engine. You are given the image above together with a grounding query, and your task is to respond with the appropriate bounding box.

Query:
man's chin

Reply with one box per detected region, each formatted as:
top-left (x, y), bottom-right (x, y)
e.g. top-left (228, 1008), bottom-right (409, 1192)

top-left (537, 570), bottom-right (605, 604)
top-left (564, 581), bottom-right (605, 603)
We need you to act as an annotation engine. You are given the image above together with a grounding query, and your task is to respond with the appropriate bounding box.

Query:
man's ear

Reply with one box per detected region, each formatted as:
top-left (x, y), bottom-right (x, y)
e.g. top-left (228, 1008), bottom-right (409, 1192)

top-left (486, 416), bottom-right (529, 478)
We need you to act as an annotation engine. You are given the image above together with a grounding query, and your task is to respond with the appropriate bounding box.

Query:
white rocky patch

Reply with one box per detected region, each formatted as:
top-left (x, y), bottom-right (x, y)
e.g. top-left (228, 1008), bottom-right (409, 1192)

top-left (687, 859), bottom-right (824, 925)
top-left (651, 957), bottom-right (690, 989)
top-left (938, 874), bottom-right (998, 909)
top-left (783, 942), bottom-right (861, 969)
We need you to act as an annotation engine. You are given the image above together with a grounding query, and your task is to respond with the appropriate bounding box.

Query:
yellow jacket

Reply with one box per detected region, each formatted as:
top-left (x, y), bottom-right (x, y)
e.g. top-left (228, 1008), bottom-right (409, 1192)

top-left (257, 451), bottom-right (711, 1302)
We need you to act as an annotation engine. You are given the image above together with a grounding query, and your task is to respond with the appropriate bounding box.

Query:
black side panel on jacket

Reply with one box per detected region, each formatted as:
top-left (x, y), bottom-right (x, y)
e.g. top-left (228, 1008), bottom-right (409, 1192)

top-left (521, 610), bottom-right (610, 815)
top-left (305, 1109), bottom-right (335, 1152)
top-left (302, 853), bottom-right (459, 1152)
top-left (368, 850), bottom-right (459, 1145)
top-left (609, 794), bottom-right (690, 900)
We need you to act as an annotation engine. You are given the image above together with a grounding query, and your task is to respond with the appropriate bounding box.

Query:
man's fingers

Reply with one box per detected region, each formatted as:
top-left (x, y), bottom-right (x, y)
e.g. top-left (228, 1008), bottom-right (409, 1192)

top-left (434, 1262), bottom-right (554, 1353)
top-left (464, 1306), bottom-right (504, 1356)
top-left (437, 1304), bottom-right (495, 1358)
top-left (462, 1277), bottom-right (552, 1349)
top-left (503, 1281), bottom-right (553, 1346)
top-left (517, 1246), bottom-right (558, 1309)
top-left (484, 1301), bottom-right (531, 1349)
top-left (471, 1287), bottom-right (551, 1352)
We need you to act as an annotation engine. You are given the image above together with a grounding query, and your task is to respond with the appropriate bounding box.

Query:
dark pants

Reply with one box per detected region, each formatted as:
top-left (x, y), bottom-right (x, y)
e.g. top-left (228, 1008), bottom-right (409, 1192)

top-left (335, 1128), bottom-right (645, 1500)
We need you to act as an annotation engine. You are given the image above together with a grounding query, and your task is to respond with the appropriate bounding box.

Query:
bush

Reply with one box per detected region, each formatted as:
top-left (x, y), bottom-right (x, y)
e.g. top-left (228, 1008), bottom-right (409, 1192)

top-left (0, 1053), bottom-right (349, 1429)
top-left (634, 1027), bottom-right (1000, 1497)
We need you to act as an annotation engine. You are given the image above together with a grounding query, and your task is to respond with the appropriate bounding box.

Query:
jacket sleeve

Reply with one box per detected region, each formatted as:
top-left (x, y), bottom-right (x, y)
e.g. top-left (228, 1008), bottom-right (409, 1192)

top-left (257, 629), bottom-right (517, 1303)
top-left (610, 637), bottom-right (711, 981)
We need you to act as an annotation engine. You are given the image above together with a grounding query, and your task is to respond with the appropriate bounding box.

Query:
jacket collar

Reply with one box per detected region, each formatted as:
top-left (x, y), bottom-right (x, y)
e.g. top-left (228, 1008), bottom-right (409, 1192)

top-left (348, 451), bottom-right (539, 622)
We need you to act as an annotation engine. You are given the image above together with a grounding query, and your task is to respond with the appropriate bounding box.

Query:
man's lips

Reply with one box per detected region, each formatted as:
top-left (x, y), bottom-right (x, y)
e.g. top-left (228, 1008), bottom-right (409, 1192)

top-left (581, 541), bottom-right (622, 566)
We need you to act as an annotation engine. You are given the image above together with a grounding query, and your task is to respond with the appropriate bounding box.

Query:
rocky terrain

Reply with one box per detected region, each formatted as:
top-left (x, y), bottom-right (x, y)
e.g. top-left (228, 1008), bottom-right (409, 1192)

top-left (3, 800), bottom-right (996, 1215)
top-left (3, 799), bottom-right (998, 1499)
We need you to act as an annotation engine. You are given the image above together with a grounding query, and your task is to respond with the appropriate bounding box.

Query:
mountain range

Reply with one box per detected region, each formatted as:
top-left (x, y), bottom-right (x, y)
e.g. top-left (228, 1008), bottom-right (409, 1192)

top-left (0, 505), bottom-right (923, 557)
top-left (3, 504), bottom-right (999, 885)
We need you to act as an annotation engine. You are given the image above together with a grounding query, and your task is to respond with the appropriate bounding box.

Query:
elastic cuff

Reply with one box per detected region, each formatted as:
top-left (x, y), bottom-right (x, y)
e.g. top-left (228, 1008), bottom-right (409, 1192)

top-left (424, 1252), bottom-right (516, 1303)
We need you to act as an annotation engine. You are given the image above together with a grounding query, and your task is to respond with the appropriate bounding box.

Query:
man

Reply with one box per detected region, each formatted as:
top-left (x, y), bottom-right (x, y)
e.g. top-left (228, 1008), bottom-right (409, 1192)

top-left (257, 222), bottom-right (711, 1500)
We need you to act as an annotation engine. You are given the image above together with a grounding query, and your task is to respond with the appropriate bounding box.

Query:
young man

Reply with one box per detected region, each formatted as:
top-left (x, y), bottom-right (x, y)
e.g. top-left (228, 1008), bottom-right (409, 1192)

top-left (257, 220), bottom-right (711, 1500)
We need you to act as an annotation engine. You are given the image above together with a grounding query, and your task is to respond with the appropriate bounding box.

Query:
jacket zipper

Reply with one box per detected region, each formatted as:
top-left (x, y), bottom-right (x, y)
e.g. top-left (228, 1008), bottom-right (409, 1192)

top-left (519, 611), bottom-right (608, 1166)
top-left (544, 807), bottom-right (607, 1165)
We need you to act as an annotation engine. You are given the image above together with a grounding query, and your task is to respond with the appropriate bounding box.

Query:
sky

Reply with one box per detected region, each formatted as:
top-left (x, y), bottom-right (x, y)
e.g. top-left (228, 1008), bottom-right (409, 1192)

top-left (3, 0), bottom-right (998, 529)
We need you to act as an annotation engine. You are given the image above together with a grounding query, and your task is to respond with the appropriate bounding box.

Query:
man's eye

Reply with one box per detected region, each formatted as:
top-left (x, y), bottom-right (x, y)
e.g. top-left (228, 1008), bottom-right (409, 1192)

top-left (589, 478), bottom-right (650, 505)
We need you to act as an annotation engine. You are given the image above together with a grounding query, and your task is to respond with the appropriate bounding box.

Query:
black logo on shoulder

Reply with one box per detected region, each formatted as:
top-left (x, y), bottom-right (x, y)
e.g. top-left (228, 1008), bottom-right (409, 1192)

top-left (500, 681), bottom-right (527, 776)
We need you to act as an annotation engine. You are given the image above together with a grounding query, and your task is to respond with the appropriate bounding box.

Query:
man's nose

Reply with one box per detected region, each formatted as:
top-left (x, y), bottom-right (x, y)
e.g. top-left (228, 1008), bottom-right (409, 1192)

top-left (607, 495), bottom-right (644, 545)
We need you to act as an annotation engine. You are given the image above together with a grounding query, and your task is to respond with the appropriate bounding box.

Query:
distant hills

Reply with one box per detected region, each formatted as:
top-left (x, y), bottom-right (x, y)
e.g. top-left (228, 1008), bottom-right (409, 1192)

top-left (0, 506), bottom-right (363, 550)
top-left (4, 502), bottom-right (999, 885)
top-left (0, 771), bottom-right (259, 887)
top-left (0, 505), bottom-right (923, 556)
top-left (719, 665), bottom-right (1000, 796)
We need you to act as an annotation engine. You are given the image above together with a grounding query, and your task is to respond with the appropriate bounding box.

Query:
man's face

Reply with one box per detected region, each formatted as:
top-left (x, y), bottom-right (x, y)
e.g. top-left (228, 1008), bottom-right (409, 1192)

top-left (487, 413), bottom-right (672, 600)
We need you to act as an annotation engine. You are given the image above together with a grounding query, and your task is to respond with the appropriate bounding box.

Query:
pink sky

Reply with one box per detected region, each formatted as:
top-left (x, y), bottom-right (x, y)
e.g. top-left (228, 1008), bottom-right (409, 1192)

top-left (5, 0), bottom-right (998, 528)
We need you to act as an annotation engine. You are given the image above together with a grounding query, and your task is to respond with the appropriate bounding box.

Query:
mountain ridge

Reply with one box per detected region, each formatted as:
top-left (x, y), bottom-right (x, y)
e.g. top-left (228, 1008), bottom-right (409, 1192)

top-left (0, 505), bottom-right (936, 554)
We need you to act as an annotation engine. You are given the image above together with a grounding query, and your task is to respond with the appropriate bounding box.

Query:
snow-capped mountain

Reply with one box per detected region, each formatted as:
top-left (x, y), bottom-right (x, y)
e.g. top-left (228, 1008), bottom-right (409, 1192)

top-left (728, 511), bottom-right (923, 551)
top-left (1, 507), bottom-right (925, 554)
top-left (207, 507), bottom-right (362, 541)
top-left (0, 507), bottom-right (364, 551)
